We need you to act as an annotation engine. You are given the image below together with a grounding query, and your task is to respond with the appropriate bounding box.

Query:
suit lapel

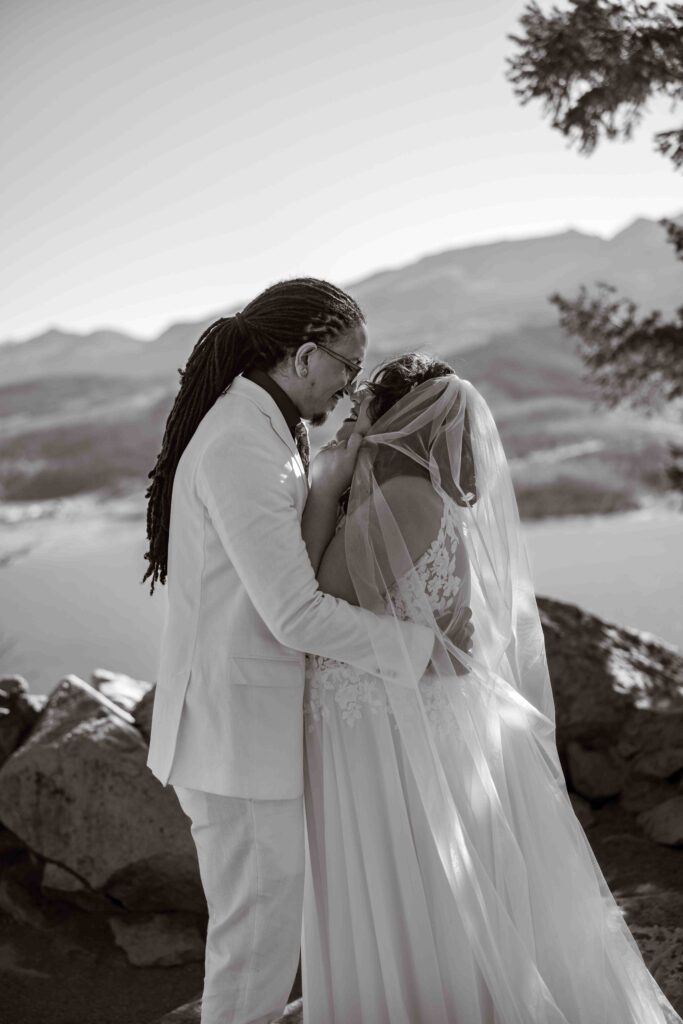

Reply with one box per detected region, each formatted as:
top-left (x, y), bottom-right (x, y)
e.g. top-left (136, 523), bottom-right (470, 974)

top-left (228, 375), bottom-right (309, 489)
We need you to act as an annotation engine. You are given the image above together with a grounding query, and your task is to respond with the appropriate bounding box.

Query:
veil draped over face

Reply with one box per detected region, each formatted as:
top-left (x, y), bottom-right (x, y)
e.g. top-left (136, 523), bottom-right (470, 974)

top-left (341, 375), bottom-right (679, 1023)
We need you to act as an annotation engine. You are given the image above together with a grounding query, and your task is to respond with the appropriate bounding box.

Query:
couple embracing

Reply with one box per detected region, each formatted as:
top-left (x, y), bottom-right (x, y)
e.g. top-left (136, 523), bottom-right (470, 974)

top-left (143, 279), bottom-right (680, 1024)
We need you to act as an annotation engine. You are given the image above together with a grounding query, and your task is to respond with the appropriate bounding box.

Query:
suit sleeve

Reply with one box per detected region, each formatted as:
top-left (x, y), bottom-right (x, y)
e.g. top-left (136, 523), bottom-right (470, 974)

top-left (196, 425), bottom-right (434, 685)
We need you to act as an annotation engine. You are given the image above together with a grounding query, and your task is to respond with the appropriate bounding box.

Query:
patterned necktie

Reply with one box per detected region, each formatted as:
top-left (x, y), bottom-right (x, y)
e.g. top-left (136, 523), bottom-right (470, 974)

top-left (294, 420), bottom-right (310, 474)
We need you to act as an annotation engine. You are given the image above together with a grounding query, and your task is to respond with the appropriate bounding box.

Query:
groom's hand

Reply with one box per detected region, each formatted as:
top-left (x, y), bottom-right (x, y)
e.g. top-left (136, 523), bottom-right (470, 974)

top-left (426, 607), bottom-right (474, 680)
top-left (448, 607), bottom-right (474, 677)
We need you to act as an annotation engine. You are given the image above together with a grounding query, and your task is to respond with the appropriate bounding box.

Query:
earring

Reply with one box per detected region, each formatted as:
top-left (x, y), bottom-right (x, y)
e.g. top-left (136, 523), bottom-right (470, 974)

top-left (301, 368), bottom-right (308, 377)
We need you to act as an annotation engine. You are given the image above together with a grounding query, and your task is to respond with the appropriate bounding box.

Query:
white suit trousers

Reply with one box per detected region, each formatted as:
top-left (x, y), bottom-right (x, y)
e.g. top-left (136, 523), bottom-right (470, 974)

top-left (174, 786), bottom-right (304, 1024)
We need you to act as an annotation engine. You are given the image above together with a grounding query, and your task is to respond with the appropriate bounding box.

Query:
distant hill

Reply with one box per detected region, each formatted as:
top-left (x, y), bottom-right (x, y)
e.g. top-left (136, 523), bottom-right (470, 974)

top-left (349, 217), bottom-right (682, 353)
top-left (2, 215), bottom-right (681, 383)
top-left (0, 216), bottom-right (681, 519)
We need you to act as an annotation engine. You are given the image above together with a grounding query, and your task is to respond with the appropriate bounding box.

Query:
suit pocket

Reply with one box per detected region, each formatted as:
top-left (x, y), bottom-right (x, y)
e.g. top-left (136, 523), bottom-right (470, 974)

top-left (229, 655), bottom-right (303, 688)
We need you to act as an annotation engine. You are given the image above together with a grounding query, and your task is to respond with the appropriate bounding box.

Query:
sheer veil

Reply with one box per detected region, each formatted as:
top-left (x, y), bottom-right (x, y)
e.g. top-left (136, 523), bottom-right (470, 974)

top-left (342, 374), bottom-right (680, 1023)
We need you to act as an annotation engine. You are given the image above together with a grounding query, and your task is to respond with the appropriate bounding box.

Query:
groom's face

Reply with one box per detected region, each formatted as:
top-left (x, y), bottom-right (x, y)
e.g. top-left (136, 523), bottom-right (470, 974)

top-left (304, 324), bottom-right (368, 427)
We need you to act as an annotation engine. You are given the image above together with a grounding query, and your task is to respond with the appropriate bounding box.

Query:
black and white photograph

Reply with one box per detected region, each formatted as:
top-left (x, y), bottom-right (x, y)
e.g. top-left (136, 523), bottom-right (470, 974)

top-left (1, 1), bottom-right (682, 1022)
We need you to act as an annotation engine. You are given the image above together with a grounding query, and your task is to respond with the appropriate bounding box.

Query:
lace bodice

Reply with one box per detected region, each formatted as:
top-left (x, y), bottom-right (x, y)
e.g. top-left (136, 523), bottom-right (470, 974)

top-left (304, 499), bottom-right (469, 734)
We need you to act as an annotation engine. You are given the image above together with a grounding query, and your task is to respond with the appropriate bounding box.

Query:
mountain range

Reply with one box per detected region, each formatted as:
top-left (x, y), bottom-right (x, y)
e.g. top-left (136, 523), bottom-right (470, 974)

top-left (1, 215), bottom-right (681, 519)
top-left (3, 215), bottom-right (682, 381)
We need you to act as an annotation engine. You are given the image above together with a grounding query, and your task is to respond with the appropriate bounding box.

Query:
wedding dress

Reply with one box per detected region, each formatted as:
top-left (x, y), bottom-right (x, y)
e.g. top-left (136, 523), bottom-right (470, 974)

top-left (302, 375), bottom-right (681, 1024)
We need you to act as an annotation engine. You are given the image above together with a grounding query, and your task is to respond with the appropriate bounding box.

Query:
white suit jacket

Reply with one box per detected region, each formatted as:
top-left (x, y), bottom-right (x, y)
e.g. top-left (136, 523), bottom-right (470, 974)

top-left (147, 374), bottom-right (434, 799)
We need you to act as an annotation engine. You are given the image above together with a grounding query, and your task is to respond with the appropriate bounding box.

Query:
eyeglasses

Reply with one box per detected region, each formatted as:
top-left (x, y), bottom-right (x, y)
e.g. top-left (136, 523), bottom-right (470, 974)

top-left (315, 342), bottom-right (363, 390)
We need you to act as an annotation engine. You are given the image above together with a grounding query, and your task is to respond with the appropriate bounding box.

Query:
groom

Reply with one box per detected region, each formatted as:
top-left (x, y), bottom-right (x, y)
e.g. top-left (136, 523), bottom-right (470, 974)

top-left (145, 280), bottom-right (437, 1024)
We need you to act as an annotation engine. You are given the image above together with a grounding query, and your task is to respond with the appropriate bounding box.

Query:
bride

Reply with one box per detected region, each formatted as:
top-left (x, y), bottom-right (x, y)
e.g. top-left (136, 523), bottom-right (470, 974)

top-left (300, 353), bottom-right (681, 1024)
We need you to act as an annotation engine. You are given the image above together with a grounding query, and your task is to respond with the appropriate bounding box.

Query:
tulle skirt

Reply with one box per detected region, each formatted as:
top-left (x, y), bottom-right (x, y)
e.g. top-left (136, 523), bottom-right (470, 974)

top-left (302, 665), bottom-right (681, 1024)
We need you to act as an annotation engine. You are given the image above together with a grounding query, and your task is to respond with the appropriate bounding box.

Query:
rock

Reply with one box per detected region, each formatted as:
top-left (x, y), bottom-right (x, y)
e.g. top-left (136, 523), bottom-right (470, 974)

top-left (0, 676), bottom-right (29, 699)
top-left (92, 669), bottom-right (153, 712)
top-left (0, 876), bottom-right (46, 928)
top-left (536, 608), bottom-right (683, 812)
top-left (0, 675), bottom-right (204, 912)
top-left (637, 797), bottom-right (683, 846)
top-left (133, 685), bottom-right (155, 742)
top-left (0, 675), bottom-right (46, 768)
top-left (108, 912), bottom-right (205, 967)
top-left (279, 998), bottom-right (304, 1022)
top-left (569, 792), bottom-right (596, 828)
top-left (566, 742), bottom-right (627, 800)
top-left (616, 707), bottom-right (683, 761)
top-left (153, 996), bottom-right (303, 1024)
top-left (620, 778), bottom-right (679, 814)
top-left (633, 747), bottom-right (683, 780)
top-left (0, 865), bottom-right (51, 929)
top-left (105, 852), bottom-right (206, 914)
top-left (41, 860), bottom-right (86, 893)
top-left (0, 825), bottom-right (29, 867)
top-left (537, 598), bottom-right (683, 759)
top-left (41, 858), bottom-right (119, 913)
top-left (152, 997), bottom-right (202, 1024)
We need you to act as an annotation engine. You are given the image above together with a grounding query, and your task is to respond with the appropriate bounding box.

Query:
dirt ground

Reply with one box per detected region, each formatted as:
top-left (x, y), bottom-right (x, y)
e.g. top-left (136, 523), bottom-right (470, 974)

top-left (0, 905), bottom-right (204, 1024)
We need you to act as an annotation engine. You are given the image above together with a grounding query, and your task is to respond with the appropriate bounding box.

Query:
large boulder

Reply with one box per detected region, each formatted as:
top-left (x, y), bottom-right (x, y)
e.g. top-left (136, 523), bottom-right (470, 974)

top-left (0, 675), bottom-right (46, 768)
top-left (133, 684), bottom-right (155, 742)
top-left (537, 597), bottom-right (683, 757)
top-left (108, 912), bottom-right (205, 967)
top-left (0, 675), bottom-right (204, 912)
top-left (620, 778), bottom-right (679, 814)
top-left (565, 742), bottom-right (628, 800)
top-left (537, 598), bottom-right (683, 823)
top-left (637, 797), bottom-right (683, 847)
top-left (91, 668), bottom-right (153, 712)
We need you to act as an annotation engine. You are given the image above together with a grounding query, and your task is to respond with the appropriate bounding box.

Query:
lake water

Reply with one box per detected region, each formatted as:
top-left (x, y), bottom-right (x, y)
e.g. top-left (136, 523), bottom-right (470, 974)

top-left (0, 496), bottom-right (681, 695)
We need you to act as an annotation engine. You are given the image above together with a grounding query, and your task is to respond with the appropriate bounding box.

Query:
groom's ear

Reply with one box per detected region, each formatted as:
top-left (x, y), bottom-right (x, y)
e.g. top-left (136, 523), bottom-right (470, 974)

top-left (294, 342), bottom-right (317, 380)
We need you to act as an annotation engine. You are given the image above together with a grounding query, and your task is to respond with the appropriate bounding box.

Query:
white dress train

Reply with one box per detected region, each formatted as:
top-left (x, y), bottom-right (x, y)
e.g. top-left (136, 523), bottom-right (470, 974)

top-left (302, 500), bottom-right (680, 1024)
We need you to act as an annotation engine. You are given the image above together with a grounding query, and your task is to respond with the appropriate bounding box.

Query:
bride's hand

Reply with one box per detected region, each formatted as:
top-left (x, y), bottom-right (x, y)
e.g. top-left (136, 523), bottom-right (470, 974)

top-left (309, 433), bottom-right (363, 496)
top-left (311, 395), bottom-right (373, 495)
top-left (319, 393), bottom-right (373, 450)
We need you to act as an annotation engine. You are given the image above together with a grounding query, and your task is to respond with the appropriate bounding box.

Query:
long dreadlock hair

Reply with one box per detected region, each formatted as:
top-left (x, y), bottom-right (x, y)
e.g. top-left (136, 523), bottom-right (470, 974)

top-left (143, 277), bottom-right (364, 594)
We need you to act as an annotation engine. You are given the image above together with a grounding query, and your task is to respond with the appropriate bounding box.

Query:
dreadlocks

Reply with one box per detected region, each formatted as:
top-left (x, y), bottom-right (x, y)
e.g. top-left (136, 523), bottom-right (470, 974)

top-left (142, 277), bottom-right (364, 594)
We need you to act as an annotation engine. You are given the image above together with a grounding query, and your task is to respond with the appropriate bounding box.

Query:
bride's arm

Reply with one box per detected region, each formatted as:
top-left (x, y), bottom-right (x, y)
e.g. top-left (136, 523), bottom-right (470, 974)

top-left (301, 432), bottom-right (364, 574)
top-left (301, 480), bottom-right (345, 575)
top-left (313, 517), bottom-right (358, 603)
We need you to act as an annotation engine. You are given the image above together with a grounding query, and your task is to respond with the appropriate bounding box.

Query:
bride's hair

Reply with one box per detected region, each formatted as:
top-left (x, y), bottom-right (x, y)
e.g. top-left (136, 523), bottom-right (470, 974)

top-left (143, 277), bottom-right (364, 593)
top-left (362, 352), bottom-right (457, 423)
top-left (338, 353), bottom-right (465, 517)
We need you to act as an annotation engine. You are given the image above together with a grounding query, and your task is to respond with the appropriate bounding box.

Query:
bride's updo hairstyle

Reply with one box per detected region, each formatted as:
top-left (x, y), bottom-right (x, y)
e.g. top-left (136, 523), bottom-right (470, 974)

top-left (351, 352), bottom-right (476, 509)
top-left (143, 277), bottom-right (364, 593)
top-left (362, 352), bottom-right (456, 423)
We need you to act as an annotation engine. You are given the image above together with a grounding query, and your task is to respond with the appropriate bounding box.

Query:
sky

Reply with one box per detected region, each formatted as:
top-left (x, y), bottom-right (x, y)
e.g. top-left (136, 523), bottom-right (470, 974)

top-left (2, 0), bottom-right (681, 343)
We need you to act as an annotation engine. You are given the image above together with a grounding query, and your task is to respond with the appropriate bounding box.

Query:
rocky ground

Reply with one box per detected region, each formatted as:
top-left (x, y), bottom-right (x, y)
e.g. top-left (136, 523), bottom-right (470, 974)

top-left (0, 597), bottom-right (682, 1024)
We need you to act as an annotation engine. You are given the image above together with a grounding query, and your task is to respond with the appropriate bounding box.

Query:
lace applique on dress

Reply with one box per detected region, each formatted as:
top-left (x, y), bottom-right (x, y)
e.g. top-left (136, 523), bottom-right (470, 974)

top-left (304, 500), bottom-right (467, 734)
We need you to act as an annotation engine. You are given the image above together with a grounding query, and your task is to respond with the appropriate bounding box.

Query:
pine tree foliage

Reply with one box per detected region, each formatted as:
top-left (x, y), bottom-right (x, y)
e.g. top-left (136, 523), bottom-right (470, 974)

top-left (507, 0), bottom-right (683, 168)
top-left (508, 1), bottom-right (683, 489)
